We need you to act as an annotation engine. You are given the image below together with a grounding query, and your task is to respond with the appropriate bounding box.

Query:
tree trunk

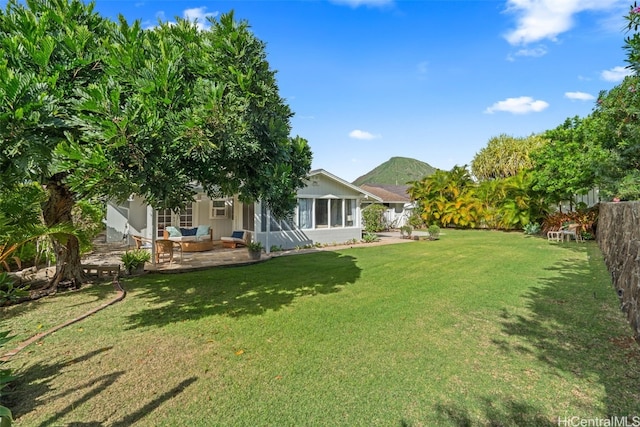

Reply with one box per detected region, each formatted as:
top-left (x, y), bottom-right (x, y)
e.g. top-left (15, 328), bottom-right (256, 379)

top-left (41, 173), bottom-right (86, 291)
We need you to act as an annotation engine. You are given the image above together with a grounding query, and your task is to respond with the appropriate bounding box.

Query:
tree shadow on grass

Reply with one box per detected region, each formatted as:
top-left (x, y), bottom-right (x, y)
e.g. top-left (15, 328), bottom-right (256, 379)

top-left (9, 345), bottom-right (197, 426)
top-left (124, 251), bottom-right (362, 329)
top-left (431, 397), bottom-right (556, 427)
top-left (7, 346), bottom-right (118, 420)
top-left (492, 243), bottom-right (640, 417)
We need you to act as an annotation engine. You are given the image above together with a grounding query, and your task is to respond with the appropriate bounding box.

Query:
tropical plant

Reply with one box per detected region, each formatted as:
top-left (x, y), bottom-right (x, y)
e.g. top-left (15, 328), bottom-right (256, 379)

top-left (0, 273), bottom-right (29, 306)
top-left (541, 206), bottom-right (598, 236)
top-left (247, 241), bottom-right (264, 253)
top-left (0, 185), bottom-right (82, 282)
top-left (496, 171), bottom-right (549, 230)
top-left (120, 249), bottom-right (151, 274)
top-left (523, 222), bottom-right (541, 235)
top-left (409, 166), bottom-right (479, 228)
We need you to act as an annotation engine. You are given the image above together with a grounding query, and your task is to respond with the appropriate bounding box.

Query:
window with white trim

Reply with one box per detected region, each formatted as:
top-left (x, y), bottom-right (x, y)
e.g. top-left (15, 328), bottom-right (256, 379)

top-left (210, 200), bottom-right (228, 219)
top-left (296, 197), bottom-right (357, 229)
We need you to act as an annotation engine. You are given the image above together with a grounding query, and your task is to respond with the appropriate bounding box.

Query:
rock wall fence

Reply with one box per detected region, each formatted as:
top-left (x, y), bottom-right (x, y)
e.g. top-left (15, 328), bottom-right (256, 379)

top-left (597, 201), bottom-right (640, 341)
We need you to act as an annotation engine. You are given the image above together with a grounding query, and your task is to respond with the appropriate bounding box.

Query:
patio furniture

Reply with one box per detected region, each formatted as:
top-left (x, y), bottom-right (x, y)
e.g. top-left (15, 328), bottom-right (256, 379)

top-left (132, 235), bottom-right (153, 249)
top-left (155, 239), bottom-right (174, 263)
top-left (221, 230), bottom-right (250, 248)
top-left (547, 227), bottom-right (562, 242)
top-left (163, 225), bottom-right (213, 252)
top-left (561, 223), bottom-right (583, 243)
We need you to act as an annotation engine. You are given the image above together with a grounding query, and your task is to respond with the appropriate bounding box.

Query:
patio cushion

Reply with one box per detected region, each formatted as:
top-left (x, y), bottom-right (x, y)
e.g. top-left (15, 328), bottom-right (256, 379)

top-left (180, 227), bottom-right (198, 236)
top-left (196, 225), bottom-right (210, 237)
top-left (231, 230), bottom-right (244, 239)
top-left (166, 226), bottom-right (181, 237)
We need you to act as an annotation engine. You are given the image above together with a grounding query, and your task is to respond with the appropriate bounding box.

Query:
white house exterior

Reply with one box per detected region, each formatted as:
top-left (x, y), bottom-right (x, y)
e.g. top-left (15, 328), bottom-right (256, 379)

top-left (105, 169), bottom-right (381, 251)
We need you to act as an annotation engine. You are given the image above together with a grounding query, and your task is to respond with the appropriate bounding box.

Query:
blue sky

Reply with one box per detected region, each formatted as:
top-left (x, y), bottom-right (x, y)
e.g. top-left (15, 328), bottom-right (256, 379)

top-left (92, 0), bottom-right (633, 182)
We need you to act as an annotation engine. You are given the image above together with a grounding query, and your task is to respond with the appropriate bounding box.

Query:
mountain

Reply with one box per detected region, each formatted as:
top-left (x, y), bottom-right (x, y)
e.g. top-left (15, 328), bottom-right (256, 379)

top-left (352, 157), bottom-right (437, 186)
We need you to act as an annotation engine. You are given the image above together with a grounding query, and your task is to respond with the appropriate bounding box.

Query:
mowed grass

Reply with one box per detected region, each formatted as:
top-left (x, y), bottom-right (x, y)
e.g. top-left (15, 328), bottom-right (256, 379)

top-left (2, 230), bottom-right (639, 426)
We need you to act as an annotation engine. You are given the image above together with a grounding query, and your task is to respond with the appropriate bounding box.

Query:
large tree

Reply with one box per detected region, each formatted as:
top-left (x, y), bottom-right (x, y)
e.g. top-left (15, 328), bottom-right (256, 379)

top-left (0, 1), bottom-right (312, 290)
top-left (470, 133), bottom-right (546, 181)
top-left (531, 116), bottom-right (608, 206)
top-left (588, 76), bottom-right (640, 200)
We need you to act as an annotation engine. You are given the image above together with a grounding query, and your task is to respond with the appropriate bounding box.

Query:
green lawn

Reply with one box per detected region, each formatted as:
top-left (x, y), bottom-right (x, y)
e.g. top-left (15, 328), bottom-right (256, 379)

top-left (2, 230), bottom-right (639, 426)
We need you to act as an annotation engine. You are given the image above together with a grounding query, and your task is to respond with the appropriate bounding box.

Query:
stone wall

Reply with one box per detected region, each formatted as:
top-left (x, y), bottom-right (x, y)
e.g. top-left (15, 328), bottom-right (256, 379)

top-left (597, 201), bottom-right (640, 341)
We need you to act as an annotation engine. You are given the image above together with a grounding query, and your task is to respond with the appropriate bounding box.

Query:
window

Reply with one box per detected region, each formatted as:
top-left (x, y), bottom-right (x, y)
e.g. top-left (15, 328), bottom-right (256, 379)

top-left (296, 197), bottom-right (357, 229)
top-left (210, 200), bottom-right (227, 219)
top-left (179, 205), bottom-right (193, 227)
top-left (315, 199), bottom-right (328, 228)
top-left (330, 199), bottom-right (343, 227)
top-left (298, 199), bottom-right (313, 229)
top-left (157, 205), bottom-right (193, 236)
top-left (157, 208), bottom-right (172, 237)
top-left (345, 199), bottom-right (356, 227)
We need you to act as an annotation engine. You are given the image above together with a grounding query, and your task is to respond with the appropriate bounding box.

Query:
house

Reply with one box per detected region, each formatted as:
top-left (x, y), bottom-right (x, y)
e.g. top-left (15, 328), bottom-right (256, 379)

top-left (105, 169), bottom-right (382, 253)
top-left (359, 184), bottom-right (416, 229)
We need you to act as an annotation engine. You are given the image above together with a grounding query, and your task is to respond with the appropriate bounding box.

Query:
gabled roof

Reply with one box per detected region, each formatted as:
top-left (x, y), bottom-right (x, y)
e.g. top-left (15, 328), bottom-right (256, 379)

top-left (308, 169), bottom-right (382, 202)
top-left (360, 184), bottom-right (411, 203)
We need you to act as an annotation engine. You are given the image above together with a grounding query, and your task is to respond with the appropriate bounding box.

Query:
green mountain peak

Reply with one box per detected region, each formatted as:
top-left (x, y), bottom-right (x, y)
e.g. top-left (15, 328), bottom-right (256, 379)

top-left (352, 157), bottom-right (437, 186)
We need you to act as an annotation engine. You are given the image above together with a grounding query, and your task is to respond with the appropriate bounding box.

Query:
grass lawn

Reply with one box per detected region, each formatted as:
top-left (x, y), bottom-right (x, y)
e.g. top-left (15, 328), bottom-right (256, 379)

top-left (2, 230), bottom-right (639, 426)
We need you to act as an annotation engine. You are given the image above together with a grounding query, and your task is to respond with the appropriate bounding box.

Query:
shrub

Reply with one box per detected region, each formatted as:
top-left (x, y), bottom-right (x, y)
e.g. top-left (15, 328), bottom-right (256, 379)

top-left (523, 222), bottom-right (541, 235)
top-left (399, 225), bottom-right (413, 238)
top-left (362, 204), bottom-right (387, 233)
top-left (361, 233), bottom-right (380, 243)
top-left (542, 205), bottom-right (598, 235)
top-left (428, 225), bottom-right (441, 240)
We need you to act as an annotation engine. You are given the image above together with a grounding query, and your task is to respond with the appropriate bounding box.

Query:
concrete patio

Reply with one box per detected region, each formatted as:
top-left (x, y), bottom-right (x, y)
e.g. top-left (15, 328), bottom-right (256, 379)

top-left (81, 232), bottom-right (414, 275)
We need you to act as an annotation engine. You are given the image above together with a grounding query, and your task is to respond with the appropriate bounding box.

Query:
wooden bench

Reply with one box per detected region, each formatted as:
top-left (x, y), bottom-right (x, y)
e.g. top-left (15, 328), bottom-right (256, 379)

top-left (82, 264), bottom-right (121, 277)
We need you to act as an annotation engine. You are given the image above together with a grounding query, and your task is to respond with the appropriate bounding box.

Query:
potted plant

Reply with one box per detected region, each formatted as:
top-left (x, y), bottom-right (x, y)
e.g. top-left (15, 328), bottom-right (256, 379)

top-left (247, 241), bottom-right (263, 260)
top-left (121, 249), bottom-right (151, 275)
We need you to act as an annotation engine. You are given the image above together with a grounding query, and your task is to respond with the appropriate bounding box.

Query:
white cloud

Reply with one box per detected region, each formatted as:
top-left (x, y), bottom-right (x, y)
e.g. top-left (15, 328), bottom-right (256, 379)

top-left (565, 91), bottom-right (595, 101)
top-left (504, 0), bottom-right (624, 45)
top-left (507, 45), bottom-right (548, 61)
top-left (515, 46), bottom-right (548, 58)
top-left (484, 96), bottom-right (549, 114)
top-left (601, 66), bottom-right (634, 82)
top-left (330, 0), bottom-right (393, 8)
top-left (349, 129), bottom-right (381, 140)
top-left (183, 7), bottom-right (218, 30)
